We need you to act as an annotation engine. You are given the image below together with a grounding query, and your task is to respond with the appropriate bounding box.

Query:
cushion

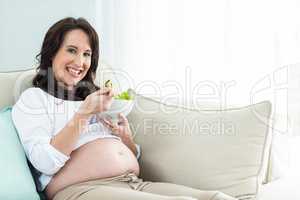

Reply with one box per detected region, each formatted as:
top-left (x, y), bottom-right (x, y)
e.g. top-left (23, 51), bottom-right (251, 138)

top-left (0, 107), bottom-right (40, 200)
top-left (0, 70), bottom-right (35, 108)
top-left (128, 94), bottom-right (272, 200)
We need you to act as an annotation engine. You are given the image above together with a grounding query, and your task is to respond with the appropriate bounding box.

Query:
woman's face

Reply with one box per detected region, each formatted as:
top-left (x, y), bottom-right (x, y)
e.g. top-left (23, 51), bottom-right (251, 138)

top-left (52, 29), bottom-right (92, 90)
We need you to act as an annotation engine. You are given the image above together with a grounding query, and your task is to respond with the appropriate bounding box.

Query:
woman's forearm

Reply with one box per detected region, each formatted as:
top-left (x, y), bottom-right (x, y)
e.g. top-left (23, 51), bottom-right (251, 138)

top-left (50, 112), bottom-right (91, 156)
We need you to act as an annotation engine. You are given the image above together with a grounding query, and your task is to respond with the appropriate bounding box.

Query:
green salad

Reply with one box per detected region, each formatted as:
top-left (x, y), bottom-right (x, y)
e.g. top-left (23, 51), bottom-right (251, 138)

top-left (104, 80), bottom-right (134, 100)
top-left (114, 90), bottom-right (134, 100)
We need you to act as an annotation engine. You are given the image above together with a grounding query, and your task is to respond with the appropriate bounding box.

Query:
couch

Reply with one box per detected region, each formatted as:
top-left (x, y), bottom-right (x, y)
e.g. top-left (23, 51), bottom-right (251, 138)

top-left (0, 65), bottom-right (299, 200)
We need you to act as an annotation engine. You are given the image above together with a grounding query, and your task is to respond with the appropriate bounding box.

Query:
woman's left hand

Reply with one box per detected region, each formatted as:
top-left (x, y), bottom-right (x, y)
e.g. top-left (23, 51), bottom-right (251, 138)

top-left (98, 113), bottom-right (133, 140)
top-left (98, 113), bottom-right (138, 156)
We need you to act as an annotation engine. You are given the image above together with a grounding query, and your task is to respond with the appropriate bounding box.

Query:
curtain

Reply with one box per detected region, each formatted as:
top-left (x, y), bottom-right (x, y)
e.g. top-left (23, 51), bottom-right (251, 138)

top-left (96, 0), bottom-right (300, 175)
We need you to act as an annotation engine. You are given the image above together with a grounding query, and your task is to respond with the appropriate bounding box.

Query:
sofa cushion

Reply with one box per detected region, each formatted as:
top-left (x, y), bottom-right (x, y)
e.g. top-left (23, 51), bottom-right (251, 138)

top-left (0, 107), bottom-right (40, 200)
top-left (128, 94), bottom-right (272, 200)
top-left (0, 70), bottom-right (35, 108)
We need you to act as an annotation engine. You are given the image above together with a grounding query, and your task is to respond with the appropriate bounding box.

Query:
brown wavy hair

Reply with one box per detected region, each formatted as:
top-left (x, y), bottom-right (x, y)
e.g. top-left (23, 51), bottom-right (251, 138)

top-left (32, 17), bottom-right (100, 100)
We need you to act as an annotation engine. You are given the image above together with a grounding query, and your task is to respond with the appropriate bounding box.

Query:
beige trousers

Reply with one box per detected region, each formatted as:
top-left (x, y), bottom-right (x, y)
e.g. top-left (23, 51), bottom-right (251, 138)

top-left (53, 173), bottom-right (237, 200)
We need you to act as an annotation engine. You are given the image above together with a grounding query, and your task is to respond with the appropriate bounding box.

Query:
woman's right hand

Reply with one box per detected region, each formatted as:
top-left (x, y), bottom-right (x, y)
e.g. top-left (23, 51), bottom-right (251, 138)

top-left (78, 88), bottom-right (114, 116)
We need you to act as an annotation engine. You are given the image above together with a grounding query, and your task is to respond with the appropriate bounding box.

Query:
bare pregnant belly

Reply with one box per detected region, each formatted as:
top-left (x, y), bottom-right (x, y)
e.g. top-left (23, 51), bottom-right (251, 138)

top-left (45, 138), bottom-right (140, 199)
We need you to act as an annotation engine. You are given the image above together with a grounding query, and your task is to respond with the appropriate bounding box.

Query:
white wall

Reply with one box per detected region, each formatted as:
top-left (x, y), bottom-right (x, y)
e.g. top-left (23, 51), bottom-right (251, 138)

top-left (0, 0), bottom-right (99, 71)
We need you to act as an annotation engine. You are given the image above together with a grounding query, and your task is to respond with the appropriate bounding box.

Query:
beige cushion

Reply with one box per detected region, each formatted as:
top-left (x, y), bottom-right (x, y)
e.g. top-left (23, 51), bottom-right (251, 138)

top-left (0, 69), bottom-right (35, 108)
top-left (128, 94), bottom-right (272, 199)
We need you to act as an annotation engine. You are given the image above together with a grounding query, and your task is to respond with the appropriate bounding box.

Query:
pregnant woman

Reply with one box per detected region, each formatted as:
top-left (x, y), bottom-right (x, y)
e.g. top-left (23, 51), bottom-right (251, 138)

top-left (12, 17), bottom-right (237, 200)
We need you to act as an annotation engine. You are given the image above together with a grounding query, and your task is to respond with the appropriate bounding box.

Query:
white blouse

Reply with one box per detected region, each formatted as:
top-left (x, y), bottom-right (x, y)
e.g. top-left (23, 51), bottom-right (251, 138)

top-left (12, 87), bottom-right (140, 191)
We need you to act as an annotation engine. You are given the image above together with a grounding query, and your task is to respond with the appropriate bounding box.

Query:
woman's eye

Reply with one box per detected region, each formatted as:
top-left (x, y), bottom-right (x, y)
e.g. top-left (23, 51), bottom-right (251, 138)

top-left (84, 52), bottom-right (91, 57)
top-left (67, 48), bottom-right (76, 54)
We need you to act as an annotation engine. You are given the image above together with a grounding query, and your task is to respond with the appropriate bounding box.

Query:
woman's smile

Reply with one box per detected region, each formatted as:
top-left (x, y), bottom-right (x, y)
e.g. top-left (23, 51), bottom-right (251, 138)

top-left (66, 66), bottom-right (84, 78)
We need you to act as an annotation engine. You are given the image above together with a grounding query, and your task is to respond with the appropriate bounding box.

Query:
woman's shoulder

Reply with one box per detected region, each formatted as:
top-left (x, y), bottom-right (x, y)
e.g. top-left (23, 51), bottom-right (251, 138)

top-left (21, 87), bottom-right (43, 95)
top-left (15, 87), bottom-right (50, 107)
top-left (13, 87), bottom-right (49, 115)
top-left (19, 87), bottom-right (49, 99)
